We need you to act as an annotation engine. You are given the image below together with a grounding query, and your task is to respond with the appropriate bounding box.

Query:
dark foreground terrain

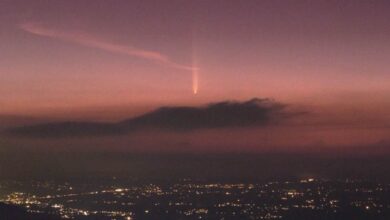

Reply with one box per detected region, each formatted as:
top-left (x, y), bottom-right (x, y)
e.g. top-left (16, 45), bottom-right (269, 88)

top-left (0, 202), bottom-right (61, 220)
top-left (1, 178), bottom-right (389, 220)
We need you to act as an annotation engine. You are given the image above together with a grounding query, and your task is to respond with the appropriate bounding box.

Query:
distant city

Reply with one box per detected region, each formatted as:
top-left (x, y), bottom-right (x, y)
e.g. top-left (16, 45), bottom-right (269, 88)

top-left (1, 178), bottom-right (389, 220)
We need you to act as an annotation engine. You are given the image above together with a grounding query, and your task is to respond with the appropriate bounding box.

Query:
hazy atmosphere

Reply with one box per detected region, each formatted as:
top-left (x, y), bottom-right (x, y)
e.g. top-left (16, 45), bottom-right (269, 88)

top-left (1, 0), bottom-right (390, 154)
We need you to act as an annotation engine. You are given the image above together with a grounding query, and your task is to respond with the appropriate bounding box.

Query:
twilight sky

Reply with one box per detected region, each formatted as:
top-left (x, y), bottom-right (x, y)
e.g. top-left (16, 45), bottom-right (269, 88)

top-left (0, 0), bottom-right (390, 152)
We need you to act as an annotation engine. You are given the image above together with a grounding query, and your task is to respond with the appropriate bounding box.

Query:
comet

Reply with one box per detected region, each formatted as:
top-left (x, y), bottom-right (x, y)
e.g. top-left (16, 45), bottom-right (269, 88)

top-left (192, 30), bottom-right (199, 95)
top-left (192, 62), bottom-right (199, 95)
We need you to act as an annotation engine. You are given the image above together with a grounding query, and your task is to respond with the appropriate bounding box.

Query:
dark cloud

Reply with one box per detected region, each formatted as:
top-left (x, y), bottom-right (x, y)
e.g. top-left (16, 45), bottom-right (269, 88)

top-left (4, 98), bottom-right (304, 138)
top-left (0, 115), bottom-right (53, 131)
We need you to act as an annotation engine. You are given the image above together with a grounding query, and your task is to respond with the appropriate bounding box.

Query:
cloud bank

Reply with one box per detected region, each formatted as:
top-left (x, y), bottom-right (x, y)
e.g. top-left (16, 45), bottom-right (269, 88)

top-left (20, 22), bottom-right (193, 70)
top-left (5, 98), bottom-right (302, 138)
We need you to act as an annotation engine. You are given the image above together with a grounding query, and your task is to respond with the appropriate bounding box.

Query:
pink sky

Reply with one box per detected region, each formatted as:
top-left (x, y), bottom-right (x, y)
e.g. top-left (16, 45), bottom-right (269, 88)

top-left (0, 1), bottom-right (389, 152)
